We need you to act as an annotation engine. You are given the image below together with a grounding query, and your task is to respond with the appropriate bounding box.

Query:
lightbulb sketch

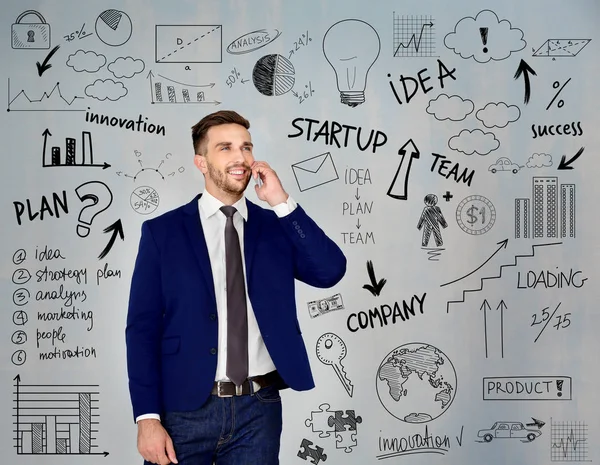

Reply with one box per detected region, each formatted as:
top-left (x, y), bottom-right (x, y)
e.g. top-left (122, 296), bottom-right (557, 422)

top-left (323, 19), bottom-right (381, 107)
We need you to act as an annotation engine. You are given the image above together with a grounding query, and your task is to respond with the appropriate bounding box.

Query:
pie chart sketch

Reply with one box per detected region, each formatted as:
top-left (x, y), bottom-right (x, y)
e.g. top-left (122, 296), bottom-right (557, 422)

top-left (252, 54), bottom-right (295, 96)
top-left (130, 186), bottom-right (159, 215)
top-left (96, 10), bottom-right (132, 47)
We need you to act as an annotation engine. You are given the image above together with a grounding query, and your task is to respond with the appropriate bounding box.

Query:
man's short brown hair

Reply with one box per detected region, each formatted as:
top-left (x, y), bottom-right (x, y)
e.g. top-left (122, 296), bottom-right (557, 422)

top-left (191, 110), bottom-right (250, 155)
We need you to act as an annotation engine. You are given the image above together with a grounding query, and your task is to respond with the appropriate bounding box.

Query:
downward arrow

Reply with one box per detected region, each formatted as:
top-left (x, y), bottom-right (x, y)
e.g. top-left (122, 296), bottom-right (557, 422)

top-left (558, 147), bottom-right (584, 170)
top-left (362, 260), bottom-right (386, 296)
top-left (356, 218), bottom-right (361, 229)
top-left (98, 220), bottom-right (124, 260)
top-left (36, 45), bottom-right (60, 76)
top-left (355, 187), bottom-right (360, 200)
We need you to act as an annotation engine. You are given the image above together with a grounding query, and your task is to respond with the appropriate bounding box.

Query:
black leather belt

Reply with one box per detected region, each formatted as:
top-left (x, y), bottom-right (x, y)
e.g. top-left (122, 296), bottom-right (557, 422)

top-left (211, 371), bottom-right (280, 397)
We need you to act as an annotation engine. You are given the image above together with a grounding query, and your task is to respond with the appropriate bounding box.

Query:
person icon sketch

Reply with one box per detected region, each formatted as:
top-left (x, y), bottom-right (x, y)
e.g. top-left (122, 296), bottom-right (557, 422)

top-left (417, 194), bottom-right (448, 247)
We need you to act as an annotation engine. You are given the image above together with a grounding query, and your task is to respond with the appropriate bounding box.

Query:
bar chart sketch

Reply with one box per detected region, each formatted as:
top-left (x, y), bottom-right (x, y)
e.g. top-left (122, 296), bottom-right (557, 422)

top-left (550, 418), bottom-right (589, 462)
top-left (392, 13), bottom-right (436, 57)
top-left (41, 129), bottom-right (109, 169)
top-left (147, 71), bottom-right (219, 105)
top-left (13, 375), bottom-right (107, 456)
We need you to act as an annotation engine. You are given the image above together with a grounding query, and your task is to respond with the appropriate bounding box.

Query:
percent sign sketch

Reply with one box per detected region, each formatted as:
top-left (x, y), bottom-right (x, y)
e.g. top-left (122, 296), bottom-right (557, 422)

top-left (546, 78), bottom-right (571, 110)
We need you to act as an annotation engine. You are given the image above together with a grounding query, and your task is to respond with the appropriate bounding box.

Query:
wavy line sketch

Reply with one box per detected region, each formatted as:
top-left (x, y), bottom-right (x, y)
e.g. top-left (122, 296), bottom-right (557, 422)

top-left (448, 129), bottom-right (500, 155)
top-left (85, 79), bottom-right (127, 101)
top-left (7, 80), bottom-right (84, 112)
top-left (476, 102), bottom-right (521, 128)
top-left (444, 10), bottom-right (526, 63)
top-left (108, 56), bottom-right (145, 78)
top-left (427, 94), bottom-right (474, 121)
top-left (155, 25), bottom-right (222, 63)
top-left (66, 50), bottom-right (106, 73)
top-left (550, 418), bottom-right (589, 461)
top-left (533, 39), bottom-right (591, 58)
top-left (323, 19), bottom-right (380, 107)
top-left (95, 9), bottom-right (132, 46)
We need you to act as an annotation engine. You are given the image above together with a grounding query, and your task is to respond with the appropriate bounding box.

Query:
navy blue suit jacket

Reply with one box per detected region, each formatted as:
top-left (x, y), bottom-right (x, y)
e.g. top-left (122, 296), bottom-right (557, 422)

top-left (126, 195), bottom-right (346, 419)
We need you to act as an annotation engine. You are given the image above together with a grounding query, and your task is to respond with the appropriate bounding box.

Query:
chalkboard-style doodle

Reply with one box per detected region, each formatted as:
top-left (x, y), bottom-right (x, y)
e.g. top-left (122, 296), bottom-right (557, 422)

top-left (63, 22), bottom-right (93, 43)
top-left (550, 418), bottom-right (589, 461)
top-left (526, 153), bottom-right (553, 168)
top-left (476, 420), bottom-right (543, 443)
top-left (291, 152), bottom-right (338, 192)
top-left (13, 375), bottom-right (108, 455)
top-left (287, 30), bottom-right (312, 59)
top-left (95, 9), bottom-right (132, 47)
top-left (41, 129), bottom-right (109, 169)
top-left (252, 54), bottom-right (295, 96)
top-left (74, 181), bottom-right (113, 238)
top-left (85, 78), bottom-right (127, 101)
top-left (533, 39), bottom-right (591, 58)
top-left (513, 59), bottom-right (537, 105)
top-left (387, 139), bottom-right (420, 200)
top-left (7, 80), bottom-right (84, 112)
top-left (484, 376), bottom-right (572, 401)
top-left (476, 102), bottom-right (521, 128)
top-left (557, 146), bottom-right (584, 170)
top-left (227, 28), bottom-right (281, 55)
top-left (376, 343), bottom-right (456, 423)
top-left (546, 78), bottom-right (571, 110)
top-left (426, 94), bottom-right (474, 121)
top-left (362, 260), bottom-right (386, 297)
top-left (532, 302), bottom-right (573, 343)
top-left (514, 177), bottom-right (576, 239)
top-left (323, 19), bottom-right (380, 107)
top-left (11, 10), bottom-right (51, 49)
top-left (456, 195), bottom-right (496, 235)
top-left (66, 49), bottom-right (106, 73)
top-left (448, 129), bottom-right (500, 156)
top-left (130, 186), bottom-right (160, 215)
top-left (107, 56), bottom-right (145, 79)
top-left (99, 219), bottom-right (124, 259)
top-left (155, 25), bottom-right (222, 63)
top-left (417, 194), bottom-right (448, 247)
top-left (147, 70), bottom-right (218, 104)
top-left (316, 333), bottom-right (354, 397)
top-left (480, 299), bottom-right (507, 358)
top-left (36, 44), bottom-right (60, 76)
top-left (307, 293), bottom-right (344, 319)
top-left (444, 10), bottom-right (526, 63)
top-left (297, 438), bottom-right (327, 463)
top-left (489, 157), bottom-right (522, 174)
top-left (306, 403), bottom-right (335, 439)
top-left (392, 13), bottom-right (435, 57)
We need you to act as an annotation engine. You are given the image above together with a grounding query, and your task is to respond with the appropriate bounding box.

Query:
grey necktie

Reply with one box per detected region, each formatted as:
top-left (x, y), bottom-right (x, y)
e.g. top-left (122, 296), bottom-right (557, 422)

top-left (220, 206), bottom-right (249, 386)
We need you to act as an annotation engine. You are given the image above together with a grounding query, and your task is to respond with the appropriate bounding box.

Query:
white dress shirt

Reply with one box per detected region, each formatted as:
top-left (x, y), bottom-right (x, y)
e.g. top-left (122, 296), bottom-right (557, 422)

top-left (136, 192), bottom-right (296, 423)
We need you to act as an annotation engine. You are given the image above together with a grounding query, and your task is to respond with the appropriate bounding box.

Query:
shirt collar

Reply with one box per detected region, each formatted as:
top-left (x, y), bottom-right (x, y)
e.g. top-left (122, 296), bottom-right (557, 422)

top-left (198, 190), bottom-right (248, 221)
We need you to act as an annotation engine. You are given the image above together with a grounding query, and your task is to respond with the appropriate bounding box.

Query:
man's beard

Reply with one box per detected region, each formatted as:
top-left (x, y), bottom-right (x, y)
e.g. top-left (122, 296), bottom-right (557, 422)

top-left (206, 161), bottom-right (251, 196)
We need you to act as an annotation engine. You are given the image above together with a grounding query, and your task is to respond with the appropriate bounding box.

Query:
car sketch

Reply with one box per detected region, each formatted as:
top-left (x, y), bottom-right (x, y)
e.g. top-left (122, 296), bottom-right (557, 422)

top-left (488, 157), bottom-right (522, 174)
top-left (477, 421), bottom-right (542, 442)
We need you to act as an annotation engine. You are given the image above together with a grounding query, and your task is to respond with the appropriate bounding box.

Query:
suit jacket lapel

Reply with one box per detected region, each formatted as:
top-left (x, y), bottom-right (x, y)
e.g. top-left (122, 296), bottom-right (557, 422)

top-left (244, 199), bottom-right (263, 281)
top-left (183, 195), bottom-right (217, 309)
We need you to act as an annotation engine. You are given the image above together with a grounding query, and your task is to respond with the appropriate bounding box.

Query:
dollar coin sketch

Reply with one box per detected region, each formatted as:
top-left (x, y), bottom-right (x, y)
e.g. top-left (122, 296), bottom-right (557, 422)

top-left (456, 195), bottom-right (496, 235)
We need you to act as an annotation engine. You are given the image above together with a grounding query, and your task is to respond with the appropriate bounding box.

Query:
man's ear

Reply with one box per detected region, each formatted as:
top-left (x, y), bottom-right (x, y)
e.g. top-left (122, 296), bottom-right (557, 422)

top-left (194, 154), bottom-right (208, 174)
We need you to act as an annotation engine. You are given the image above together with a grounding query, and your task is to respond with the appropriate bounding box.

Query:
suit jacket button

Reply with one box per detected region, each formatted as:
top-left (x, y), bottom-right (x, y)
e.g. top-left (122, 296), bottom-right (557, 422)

top-left (210, 348), bottom-right (217, 355)
top-left (209, 313), bottom-right (216, 321)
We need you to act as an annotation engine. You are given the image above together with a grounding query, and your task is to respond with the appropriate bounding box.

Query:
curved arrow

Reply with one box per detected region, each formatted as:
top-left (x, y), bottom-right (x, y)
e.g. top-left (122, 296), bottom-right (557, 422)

top-left (441, 239), bottom-right (508, 287)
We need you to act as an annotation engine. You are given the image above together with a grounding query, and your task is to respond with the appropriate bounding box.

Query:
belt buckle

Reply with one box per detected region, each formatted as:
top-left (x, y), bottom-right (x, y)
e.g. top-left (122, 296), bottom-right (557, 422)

top-left (217, 381), bottom-right (233, 398)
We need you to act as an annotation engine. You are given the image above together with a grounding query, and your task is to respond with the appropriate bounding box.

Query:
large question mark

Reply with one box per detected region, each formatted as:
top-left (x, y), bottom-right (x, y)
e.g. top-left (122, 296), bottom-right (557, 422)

top-left (74, 181), bottom-right (113, 238)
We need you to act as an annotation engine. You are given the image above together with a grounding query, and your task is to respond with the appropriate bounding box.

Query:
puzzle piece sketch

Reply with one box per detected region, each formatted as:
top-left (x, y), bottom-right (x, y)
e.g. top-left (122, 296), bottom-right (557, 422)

top-left (297, 438), bottom-right (327, 464)
top-left (335, 426), bottom-right (357, 453)
top-left (327, 409), bottom-right (363, 432)
top-left (305, 403), bottom-right (335, 438)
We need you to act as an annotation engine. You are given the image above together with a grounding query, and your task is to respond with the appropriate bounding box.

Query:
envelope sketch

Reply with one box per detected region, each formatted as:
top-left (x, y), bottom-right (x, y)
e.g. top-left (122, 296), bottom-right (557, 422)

top-left (292, 152), bottom-right (339, 192)
top-left (155, 25), bottom-right (222, 63)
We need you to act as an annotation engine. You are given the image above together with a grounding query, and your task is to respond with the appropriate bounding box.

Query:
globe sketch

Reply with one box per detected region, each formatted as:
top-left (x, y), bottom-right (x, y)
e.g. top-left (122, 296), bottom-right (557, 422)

top-left (376, 343), bottom-right (457, 423)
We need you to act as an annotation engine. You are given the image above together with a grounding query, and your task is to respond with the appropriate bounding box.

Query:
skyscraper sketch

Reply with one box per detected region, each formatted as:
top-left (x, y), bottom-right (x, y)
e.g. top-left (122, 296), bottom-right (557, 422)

top-left (560, 184), bottom-right (576, 238)
top-left (533, 177), bottom-right (558, 238)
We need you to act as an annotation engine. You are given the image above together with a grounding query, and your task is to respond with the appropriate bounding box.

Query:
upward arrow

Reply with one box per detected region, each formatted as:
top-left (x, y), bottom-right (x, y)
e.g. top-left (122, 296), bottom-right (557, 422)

top-left (480, 299), bottom-right (492, 358)
top-left (41, 128), bottom-right (52, 167)
top-left (441, 239), bottom-right (509, 287)
top-left (146, 70), bottom-right (155, 104)
top-left (386, 139), bottom-right (420, 200)
top-left (514, 59), bottom-right (537, 104)
top-left (98, 220), bottom-right (124, 260)
top-left (496, 300), bottom-right (507, 358)
top-left (14, 374), bottom-right (21, 443)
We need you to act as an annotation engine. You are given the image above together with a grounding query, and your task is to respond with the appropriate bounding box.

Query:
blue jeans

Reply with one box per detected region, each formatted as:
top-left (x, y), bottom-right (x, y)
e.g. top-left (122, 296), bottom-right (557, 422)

top-left (148, 385), bottom-right (282, 465)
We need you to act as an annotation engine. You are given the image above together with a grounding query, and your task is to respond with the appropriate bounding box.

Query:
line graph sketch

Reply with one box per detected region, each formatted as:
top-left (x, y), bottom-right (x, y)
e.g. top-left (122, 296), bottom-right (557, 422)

top-left (7, 79), bottom-right (84, 112)
top-left (551, 418), bottom-right (590, 462)
top-left (12, 375), bottom-right (107, 456)
top-left (392, 13), bottom-right (436, 57)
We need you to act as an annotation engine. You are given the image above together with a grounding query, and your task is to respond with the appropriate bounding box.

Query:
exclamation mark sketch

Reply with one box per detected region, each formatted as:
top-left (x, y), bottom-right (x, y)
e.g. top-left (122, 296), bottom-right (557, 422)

top-left (556, 380), bottom-right (564, 398)
top-left (479, 27), bottom-right (489, 54)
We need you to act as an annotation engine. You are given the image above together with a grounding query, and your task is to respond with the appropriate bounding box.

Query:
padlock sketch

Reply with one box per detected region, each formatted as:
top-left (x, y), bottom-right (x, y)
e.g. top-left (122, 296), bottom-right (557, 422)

top-left (11, 10), bottom-right (51, 49)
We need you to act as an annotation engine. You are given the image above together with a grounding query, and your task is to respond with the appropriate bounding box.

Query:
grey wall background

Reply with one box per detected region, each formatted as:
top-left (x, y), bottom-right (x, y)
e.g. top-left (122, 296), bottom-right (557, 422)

top-left (1, 0), bottom-right (599, 463)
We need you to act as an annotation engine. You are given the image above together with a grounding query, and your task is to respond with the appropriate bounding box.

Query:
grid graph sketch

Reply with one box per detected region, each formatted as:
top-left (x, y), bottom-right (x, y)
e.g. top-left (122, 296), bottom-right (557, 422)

top-left (551, 418), bottom-right (590, 462)
top-left (392, 13), bottom-right (436, 57)
top-left (13, 377), bottom-right (104, 456)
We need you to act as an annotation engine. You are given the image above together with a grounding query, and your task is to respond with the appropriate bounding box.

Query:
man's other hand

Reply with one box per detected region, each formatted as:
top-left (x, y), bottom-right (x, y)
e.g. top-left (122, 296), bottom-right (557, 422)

top-left (137, 419), bottom-right (178, 464)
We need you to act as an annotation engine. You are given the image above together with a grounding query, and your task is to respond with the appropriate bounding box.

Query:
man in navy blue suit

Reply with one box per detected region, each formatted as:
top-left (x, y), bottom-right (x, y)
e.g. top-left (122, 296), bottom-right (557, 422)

top-left (126, 110), bottom-right (346, 465)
